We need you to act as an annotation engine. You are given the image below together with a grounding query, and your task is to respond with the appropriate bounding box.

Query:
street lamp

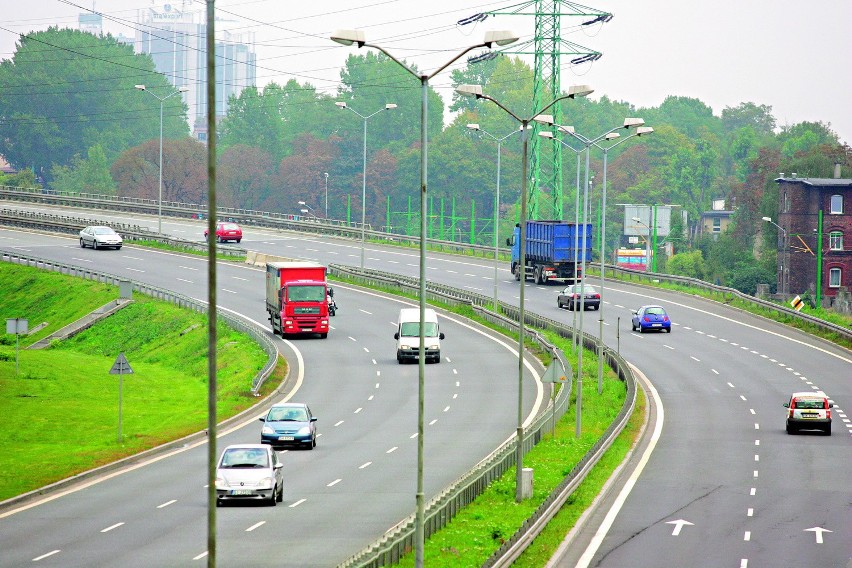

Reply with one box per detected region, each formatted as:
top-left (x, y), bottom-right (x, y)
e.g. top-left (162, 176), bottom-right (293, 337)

top-left (456, 82), bottom-right (593, 501)
top-left (465, 123), bottom-right (522, 308)
top-left (332, 28), bottom-right (518, 567)
top-left (298, 201), bottom-right (318, 219)
top-left (134, 84), bottom-right (189, 234)
top-left (335, 101), bottom-right (398, 269)
top-left (762, 216), bottom-right (788, 297)
top-left (324, 172), bottom-right (329, 219)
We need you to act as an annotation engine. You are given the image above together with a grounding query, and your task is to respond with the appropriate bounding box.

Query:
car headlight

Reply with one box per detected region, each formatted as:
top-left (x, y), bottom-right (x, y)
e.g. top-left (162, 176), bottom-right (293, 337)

top-left (215, 476), bottom-right (228, 489)
top-left (261, 425), bottom-right (275, 435)
top-left (400, 342), bottom-right (413, 350)
top-left (428, 343), bottom-right (439, 350)
top-left (257, 477), bottom-right (274, 490)
top-left (297, 426), bottom-right (311, 436)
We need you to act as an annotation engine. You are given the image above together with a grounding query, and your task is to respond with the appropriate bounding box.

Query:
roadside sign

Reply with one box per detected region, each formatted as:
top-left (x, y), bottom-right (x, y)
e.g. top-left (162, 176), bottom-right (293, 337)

top-left (110, 352), bottom-right (134, 375)
top-left (541, 359), bottom-right (567, 383)
top-left (790, 295), bottom-right (804, 311)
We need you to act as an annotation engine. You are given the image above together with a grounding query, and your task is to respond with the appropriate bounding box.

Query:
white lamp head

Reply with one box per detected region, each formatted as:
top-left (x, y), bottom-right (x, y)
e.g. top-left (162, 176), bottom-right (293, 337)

top-left (533, 114), bottom-right (554, 126)
top-left (330, 29), bottom-right (366, 47)
top-left (385, 103), bottom-right (398, 110)
top-left (761, 216), bottom-right (772, 222)
top-left (466, 123), bottom-right (481, 131)
top-left (483, 30), bottom-right (519, 47)
top-left (538, 131), bottom-right (555, 139)
top-left (635, 126), bottom-right (654, 136)
top-left (558, 125), bottom-right (575, 135)
top-left (178, 86), bottom-right (189, 93)
top-left (455, 84), bottom-right (484, 98)
top-left (623, 117), bottom-right (645, 129)
top-left (135, 84), bottom-right (146, 91)
top-left (567, 84), bottom-right (594, 98)
top-left (605, 132), bottom-right (620, 141)
top-left (335, 101), bottom-right (347, 109)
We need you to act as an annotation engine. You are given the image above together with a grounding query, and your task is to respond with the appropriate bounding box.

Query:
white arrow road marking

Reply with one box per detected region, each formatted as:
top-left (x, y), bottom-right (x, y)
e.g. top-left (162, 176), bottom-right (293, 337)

top-left (805, 527), bottom-right (832, 544)
top-left (666, 519), bottom-right (694, 536)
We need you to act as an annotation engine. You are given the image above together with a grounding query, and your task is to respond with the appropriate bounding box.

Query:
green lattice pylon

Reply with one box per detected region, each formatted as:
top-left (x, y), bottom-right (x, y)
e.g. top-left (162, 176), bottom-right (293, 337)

top-left (483, 1), bottom-right (610, 220)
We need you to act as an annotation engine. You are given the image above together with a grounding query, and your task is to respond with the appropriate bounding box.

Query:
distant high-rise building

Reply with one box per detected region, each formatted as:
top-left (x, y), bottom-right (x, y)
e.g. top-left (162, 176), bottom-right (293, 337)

top-left (133, 2), bottom-right (256, 140)
top-left (78, 13), bottom-right (103, 36)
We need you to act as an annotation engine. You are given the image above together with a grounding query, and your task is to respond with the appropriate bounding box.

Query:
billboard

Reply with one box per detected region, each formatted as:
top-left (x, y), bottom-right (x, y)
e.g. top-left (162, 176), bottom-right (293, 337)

top-left (623, 205), bottom-right (673, 237)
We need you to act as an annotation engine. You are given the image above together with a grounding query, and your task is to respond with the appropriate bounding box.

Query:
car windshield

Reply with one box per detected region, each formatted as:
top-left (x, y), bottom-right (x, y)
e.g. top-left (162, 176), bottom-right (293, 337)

top-left (400, 322), bottom-right (439, 337)
top-left (644, 307), bottom-right (666, 316)
top-left (571, 285), bottom-right (597, 294)
top-left (94, 227), bottom-right (116, 235)
top-left (286, 285), bottom-right (326, 302)
top-left (221, 223), bottom-right (240, 231)
top-left (268, 407), bottom-right (307, 421)
top-left (220, 448), bottom-right (269, 468)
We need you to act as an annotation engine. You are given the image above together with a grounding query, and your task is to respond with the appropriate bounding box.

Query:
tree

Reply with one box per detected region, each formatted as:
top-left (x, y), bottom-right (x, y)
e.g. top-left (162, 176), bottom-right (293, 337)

top-left (0, 27), bottom-right (187, 180)
top-left (666, 250), bottom-right (706, 279)
top-left (49, 144), bottom-right (116, 195)
top-left (721, 102), bottom-right (776, 136)
top-left (111, 138), bottom-right (206, 205)
top-left (0, 168), bottom-right (39, 189)
top-left (218, 145), bottom-right (275, 210)
top-left (218, 85), bottom-right (288, 163)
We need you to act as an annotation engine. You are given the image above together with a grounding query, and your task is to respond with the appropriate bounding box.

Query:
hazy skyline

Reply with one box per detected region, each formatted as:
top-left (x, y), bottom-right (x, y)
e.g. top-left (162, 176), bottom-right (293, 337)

top-left (2, 0), bottom-right (850, 146)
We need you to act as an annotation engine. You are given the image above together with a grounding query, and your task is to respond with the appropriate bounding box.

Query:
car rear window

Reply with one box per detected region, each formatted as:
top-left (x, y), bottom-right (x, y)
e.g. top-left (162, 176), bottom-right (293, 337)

top-left (793, 398), bottom-right (825, 409)
top-left (646, 307), bottom-right (665, 315)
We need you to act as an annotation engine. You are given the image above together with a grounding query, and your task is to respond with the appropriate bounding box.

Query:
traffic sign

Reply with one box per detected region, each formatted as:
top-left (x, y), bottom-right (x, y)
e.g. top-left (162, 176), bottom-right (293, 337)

top-left (110, 352), bottom-right (134, 375)
top-left (790, 295), bottom-right (804, 311)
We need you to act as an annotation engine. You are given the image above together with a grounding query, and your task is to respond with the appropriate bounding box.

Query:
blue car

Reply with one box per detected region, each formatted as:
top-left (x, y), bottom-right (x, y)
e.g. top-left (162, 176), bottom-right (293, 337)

top-left (631, 305), bottom-right (672, 333)
top-left (259, 403), bottom-right (317, 449)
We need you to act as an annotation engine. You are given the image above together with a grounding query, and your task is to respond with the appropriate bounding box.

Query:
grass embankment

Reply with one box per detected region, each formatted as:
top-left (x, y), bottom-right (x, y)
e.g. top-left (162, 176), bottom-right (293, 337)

top-left (0, 263), bottom-right (277, 501)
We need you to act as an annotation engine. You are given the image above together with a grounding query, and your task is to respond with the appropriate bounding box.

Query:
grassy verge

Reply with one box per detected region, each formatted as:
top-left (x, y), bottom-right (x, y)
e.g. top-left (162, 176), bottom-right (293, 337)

top-left (131, 238), bottom-right (246, 261)
top-left (0, 263), bottom-right (275, 501)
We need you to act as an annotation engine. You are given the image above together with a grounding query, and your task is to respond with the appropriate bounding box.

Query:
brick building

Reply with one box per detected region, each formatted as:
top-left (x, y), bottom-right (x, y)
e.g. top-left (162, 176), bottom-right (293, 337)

top-left (774, 170), bottom-right (852, 305)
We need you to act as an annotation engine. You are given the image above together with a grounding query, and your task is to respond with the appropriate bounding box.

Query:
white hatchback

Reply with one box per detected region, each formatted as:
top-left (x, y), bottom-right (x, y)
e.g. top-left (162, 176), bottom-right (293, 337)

top-left (784, 391), bottom-right (832, 435)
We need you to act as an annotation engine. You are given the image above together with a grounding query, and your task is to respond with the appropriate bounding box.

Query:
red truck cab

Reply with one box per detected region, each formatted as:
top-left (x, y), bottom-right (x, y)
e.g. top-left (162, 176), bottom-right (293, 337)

top-left (265, 262), bottom-right (330, 338)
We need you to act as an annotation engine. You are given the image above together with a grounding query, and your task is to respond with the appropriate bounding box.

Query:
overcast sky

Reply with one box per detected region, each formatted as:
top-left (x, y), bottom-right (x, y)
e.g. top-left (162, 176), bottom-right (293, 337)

top-left (2, 0), bottom-right (850, 144)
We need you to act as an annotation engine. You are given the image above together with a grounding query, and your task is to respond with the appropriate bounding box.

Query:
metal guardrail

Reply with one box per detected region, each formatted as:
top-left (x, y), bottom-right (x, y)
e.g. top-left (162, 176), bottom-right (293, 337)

top-left (328, 264), bottom-right (637, 568)
top-left (0, 249), bottom-right (277, 393)
top-left (0, 186), bottom-right (500, 258)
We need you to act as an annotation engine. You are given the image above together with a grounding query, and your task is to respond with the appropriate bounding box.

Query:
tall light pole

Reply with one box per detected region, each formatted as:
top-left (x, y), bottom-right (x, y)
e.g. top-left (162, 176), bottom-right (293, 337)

top-left (323, 172), bottom-right (329, 219)
top-left (762, 216), bottom-right (788, 297)
top-left (331, 28), bottom-right (518, 567)
top-left (465, 124), bottom-right (522, 308)
top-left (335, 101), bottom-right (397, 270)
top-left (134, 84), bottom-right (188, 234)
top-left (456, 83), bottom-right (593, 500)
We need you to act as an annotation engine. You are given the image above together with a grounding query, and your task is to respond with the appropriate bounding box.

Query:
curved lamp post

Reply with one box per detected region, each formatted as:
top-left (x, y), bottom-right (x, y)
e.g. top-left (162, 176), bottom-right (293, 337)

top-left (134, 85), bottom-right (188, 234)
top-left (335, 101), bottom-right (398, 269)
top-left (456, 82), bottom-right (593, 501)
top-left (465, 123), bottom-right (522, 308)
top-left (331, 28), bottom-right (518, 567)
top-left (762, 216), bottom-right (788, 297)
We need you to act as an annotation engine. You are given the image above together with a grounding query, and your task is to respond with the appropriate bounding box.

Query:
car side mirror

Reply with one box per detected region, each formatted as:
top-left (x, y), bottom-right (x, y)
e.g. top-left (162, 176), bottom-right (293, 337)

top-left (310, 417), bottom-right (318, 422)
top-left (328, 287), bottom-right (334, 297)
top-left (782, 403), bottom-right (790, 408)
top-left (259, 416), bottom-right (266, 422)
top-left (829, 403), bottom-right (834, 408)
top-left (278, 288), bottom-right (285, 303)
top-left (439, 332), bottom-right (445, 340)
top-left (631, 310), bottom-right (638, 315)
top-left (274, 462), bottom-right (284, 470)
top-left (394, 332), bottom-right (400, 340)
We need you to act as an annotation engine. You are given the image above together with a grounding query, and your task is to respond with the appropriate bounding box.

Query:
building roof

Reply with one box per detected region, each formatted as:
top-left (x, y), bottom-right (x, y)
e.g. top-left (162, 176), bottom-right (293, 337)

top-left (775, 177), bottom-right (852, 187)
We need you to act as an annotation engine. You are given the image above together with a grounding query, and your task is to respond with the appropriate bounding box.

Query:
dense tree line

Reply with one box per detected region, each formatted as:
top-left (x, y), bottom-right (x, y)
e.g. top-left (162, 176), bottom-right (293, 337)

top-left (1, 28), bottom-right (849, 292)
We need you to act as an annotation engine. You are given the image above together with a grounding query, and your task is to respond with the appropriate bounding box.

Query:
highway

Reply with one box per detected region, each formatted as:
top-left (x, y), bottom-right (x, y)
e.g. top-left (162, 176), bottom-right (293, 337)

top-left (0, 225), bottom-right (543, 567)
top-left (1, 206), bottom-right (850, 567)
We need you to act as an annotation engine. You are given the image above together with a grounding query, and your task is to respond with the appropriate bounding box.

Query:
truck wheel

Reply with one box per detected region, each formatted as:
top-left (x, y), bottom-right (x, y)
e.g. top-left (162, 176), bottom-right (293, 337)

top-left (319, 333), bottom-right (328, 339)
top-left (533, 267), bottom-right (541, 284)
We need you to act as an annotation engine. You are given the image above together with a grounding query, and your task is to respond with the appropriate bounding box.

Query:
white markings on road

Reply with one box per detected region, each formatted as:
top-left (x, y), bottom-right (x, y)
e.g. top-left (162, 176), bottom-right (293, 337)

top-left (363, 347), bottom-right (370, 353)
top-left (354, 408), bottom-right (362, 414)
top-left (429, 419), bottom-right (438, 425)
top-left (695, 330), bottom-right (704, 335)
top-left (179, 265), bottom-right (198, 271)
top-left (740, 395), bottom-right (747, 401)
top-left (728, 382), bottom-right (736, 388)
top-left (754, 423), bottom-right (760, 430)
top-left (348, 336), bottom-right (357, 342)
top-left (193, 551), bottom-right (208, 560)
top-left (744, 531), bottom-right (751, 541)
top-left (289, 499), bottom-right (306, 508)
top-left (157, 500), bottom-right (177, 508)
top-left (387, 447), bottom-right (398, 454)
top-left (334, 420), bottom-right (344, 427)
top-left (231, 275), bottom-right (248, 281)
top-left (712, 369), bottom-right (719, 375)
top-left (368, 395), bottom-right (374, 401)
top-left (101, 522), bottom-right (124, 533)
top-left (755, 440), bottom-right (760, 446)
top-left (177, 278), bottom-right (193, 283)
top-left (246, 521), bottom-right (265, 532)
top-left (33, 550), bottom-right (61, 561)
top-left (453, 369), bottom-right (458, 374)
top-left (750, 409), bottom-right (756, 415)
top-left (453, 393), bottom-right (458, 399)
top-left (221, 288), bottom-right (237, 294)
top-left (126, 267), bottom-right (144, 273)
top-left (740, 560), bottom-right (748, 568)
top-left (410, 433), bottom-right (418, 439)
top-left (665, 519), bottom-right (693, 536)
top-left (805, 527), bottom-right (832, 544)
top-left (122, 255), bottom-right (144, 261)
top-left (750, 487), bottom-right (756, 496)
top-left (753, 470), bottom-right (759, 478)
top-left (327, 479), bottom-right (342, 487)
top-left (664, 344), bottom-right (674, 350)
top-left (754, 454), bottom-right (759, 462)
top-left (690, 356), bottom-right (701, 362)
top-left (375, 383), bottom-right (380, 389)
top-left (443, 406), bottom-right (450, 412)
top-left (360, 309), bottom-right (373, 315)
top-left (731, 342), bottom-right (739, 346)
top-left (747, 508), bottom-right (754, 517)
top-left (359, 462), bottom-right (372, 469)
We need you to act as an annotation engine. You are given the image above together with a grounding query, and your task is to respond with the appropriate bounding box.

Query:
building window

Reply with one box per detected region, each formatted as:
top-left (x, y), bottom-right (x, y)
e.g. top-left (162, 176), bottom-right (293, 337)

top-left (784, 190), bottom-right (790, 212)
top-left (828, 267), bottom-right (841, 288)
top-left (829, 231), bottom-right (843, 250)
top-left (712, 217), bottom-right (721, 233)
top-left (830, 194), bottom-right (843, 214)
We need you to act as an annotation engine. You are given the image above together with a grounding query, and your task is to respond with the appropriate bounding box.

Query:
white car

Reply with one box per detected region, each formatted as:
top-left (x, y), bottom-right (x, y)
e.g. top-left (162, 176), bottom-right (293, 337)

top-left (215, 444), bottom-right (284, 506)
top-left (784, 391), bottom-right (832, 435)
top-left (79, 226), bottom-right (123, 250)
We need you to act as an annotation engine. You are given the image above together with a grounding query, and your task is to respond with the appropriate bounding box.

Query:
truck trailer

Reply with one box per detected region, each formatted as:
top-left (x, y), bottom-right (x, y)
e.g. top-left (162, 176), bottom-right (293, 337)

top-left (507, 220), bottom-right (593, 284)
top-left (265, 261), bottom-right (330, 338)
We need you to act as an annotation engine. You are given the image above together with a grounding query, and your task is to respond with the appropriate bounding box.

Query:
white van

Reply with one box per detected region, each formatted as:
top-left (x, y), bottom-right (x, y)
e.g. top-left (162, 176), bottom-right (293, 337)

top-left (394, 308), bottom-right (445, 364)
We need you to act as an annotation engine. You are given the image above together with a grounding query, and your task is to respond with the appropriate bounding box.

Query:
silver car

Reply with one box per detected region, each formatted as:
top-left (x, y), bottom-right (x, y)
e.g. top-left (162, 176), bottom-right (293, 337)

top-left (215, 444), bottom-right (284, 506)
top-left (79, 226), bottom-right (123, 250)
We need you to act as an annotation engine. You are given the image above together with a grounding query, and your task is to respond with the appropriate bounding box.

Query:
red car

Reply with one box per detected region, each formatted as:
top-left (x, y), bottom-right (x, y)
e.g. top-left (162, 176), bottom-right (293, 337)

top-left (204, 222), bottom-right (242, 243)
